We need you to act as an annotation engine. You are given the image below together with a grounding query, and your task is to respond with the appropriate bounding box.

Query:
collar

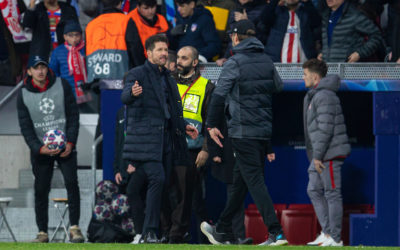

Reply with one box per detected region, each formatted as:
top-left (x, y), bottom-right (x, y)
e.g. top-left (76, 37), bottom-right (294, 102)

top-left (32, 77), bottom-right (50, 92)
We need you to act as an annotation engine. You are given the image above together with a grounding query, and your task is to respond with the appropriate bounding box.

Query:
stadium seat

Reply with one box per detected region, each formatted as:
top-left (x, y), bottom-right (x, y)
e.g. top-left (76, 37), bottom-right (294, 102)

top-left (281, 209), bottom-right (318, 245)
top-left (245, 204), bottom-right (268, 244)
top-left (287, 204), bottom-right (314, 210)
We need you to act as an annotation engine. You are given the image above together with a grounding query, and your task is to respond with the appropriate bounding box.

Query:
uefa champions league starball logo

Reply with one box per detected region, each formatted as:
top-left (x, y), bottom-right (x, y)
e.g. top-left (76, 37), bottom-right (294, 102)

top-left (39, 98), bottom-right (55, 114)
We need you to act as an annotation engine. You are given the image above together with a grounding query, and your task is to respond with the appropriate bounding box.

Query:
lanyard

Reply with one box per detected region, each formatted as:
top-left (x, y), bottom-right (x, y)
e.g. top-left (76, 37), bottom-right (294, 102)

top-left (181, 76), bottom-right (201, 100)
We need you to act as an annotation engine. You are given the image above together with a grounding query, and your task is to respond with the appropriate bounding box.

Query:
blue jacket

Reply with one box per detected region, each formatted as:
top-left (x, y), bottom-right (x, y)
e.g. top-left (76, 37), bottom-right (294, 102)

top-left (261, 0), bottom-right (321, 62)
top-left (49, 44), bottom-right (85, 98)
top-left (121, 61), bottom-right (189, 166)
top-left (173, 6), bottom-right (221, 61)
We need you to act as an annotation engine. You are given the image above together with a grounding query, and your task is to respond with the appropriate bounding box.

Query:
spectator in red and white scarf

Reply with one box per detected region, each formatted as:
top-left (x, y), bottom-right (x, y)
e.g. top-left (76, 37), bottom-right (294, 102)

top-left (49, 21), bottom-right (91, 106)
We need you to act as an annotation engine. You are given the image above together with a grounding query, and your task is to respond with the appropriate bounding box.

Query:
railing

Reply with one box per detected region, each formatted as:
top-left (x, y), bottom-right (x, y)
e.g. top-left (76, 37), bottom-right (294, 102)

top-left (0, 81), bottom-right (23, 110)
top-left (91, 134), bottom-right (103, 210)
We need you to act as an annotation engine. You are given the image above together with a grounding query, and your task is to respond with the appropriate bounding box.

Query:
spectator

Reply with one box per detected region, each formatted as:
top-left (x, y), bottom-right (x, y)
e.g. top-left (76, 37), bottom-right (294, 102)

top-left (113, 106), bottom-right (129, 193)
top-left (121, 34), bottom-right (198, 243)
top-left (302, 59), bottom-right (351, 246)
top-left (319, 0), bottom-right (384, 62)
top-left (85, 0), bottom-right (129, 82)
top-left (384, 0), bottom-right (400, 62)
top-left (197, 0), bottom-right (236, 57)
top-left (216, 0), bottom-right (268, 65)
top-left (17, 55), bottom-right (84, 243)
top-left (126, 0), bottom-right (169, 68)
top-left (49, 21), bottom-right (91, 107)
top-left (166, 49), bottom-right (177, 72)
top-left (260, 0), bottom-right (321, 63)
top-left (200, 20), bottom-right (287, 246)
top-left (171, 0), bottom-right (221, 62)
top-left (22, 0), bottom-right (79, 60)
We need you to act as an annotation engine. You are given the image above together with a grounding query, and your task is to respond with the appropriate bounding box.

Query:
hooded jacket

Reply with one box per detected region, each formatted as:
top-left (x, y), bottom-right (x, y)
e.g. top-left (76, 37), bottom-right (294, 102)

top-left (17, 70), bottom-right (79, 156)
top-left (173, 5), bottom-right (221, 60)
top-left (207, 37), bottom-right (282, 140)
top-left (303, 74), bottom-right (351, 161)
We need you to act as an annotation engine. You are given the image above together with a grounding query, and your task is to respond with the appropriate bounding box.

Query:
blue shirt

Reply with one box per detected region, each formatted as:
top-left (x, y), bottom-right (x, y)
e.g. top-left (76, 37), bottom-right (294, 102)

top-left (327, 2), bottom-right (345, 47)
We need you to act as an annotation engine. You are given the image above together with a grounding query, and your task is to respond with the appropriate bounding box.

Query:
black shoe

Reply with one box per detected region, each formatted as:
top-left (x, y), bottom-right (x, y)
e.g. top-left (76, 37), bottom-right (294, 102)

top-left (236, 237), bottom-right (253, 245)
top-left (200, 221), bottom-right (234, 245)
top-left (143, 231), bottom-right (159, 244)
top-left (168, 236), bottom-right (184, 244)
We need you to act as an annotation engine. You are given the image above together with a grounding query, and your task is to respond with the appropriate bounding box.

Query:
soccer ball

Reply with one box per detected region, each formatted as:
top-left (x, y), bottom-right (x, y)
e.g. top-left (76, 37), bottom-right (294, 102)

top-left (93, 204), bottom-right (114, 222)
top-left (43, 129), bottom-right (66, 150)
top-left (121, 217), bottom-right (135, 235)
top-left (111, 194), bottom-right (129, 217)
top-left (95, 180), bottom-right (118, 204)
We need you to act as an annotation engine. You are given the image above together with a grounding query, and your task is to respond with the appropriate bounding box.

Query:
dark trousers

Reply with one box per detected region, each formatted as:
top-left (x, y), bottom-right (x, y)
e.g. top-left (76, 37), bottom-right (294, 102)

top-left (216, 138), bottom-right (281, 234)
top-left (126, 168), bottom-right (147, 234)
top-left (127, 130), bottom-right (172, 235)
top-left (31, 151), bottom-right (80, 233)
top-left (160, 149), bottom-right (197, 239)
top-left (226, 183), bottom-right (245, 239)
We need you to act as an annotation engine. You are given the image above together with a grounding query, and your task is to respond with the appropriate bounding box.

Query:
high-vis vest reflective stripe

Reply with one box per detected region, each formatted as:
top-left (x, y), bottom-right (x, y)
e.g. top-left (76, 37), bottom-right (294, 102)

top-left (177, 76), bottom-right (208, 149)
top-left (128, 8), bottom-right (169, 57)
top-left (85, 12), bottom-right (129, 82)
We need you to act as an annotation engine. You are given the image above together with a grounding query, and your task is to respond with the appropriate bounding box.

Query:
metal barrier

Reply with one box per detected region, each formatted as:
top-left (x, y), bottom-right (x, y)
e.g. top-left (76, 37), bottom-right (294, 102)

top-left (91, 134), bottom-right (103, 210)
top-left (199, 63), bottom-right (400, 82)
top-left (0, 81), bottom-right (23, 110)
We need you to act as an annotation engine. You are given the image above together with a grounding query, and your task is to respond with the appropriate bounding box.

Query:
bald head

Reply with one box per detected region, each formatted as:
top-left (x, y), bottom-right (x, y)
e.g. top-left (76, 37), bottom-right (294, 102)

top-left (177, 46), bottom-right (199, 76)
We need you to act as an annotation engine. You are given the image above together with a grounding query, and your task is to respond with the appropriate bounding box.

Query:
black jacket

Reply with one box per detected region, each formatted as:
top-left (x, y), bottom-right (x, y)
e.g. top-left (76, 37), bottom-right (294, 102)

top-left (207, 37), bottom-right (283, 140)
top-left (113, 106), bottom-right (129, 185)
top-left (17, 70), bottom-right (79, 156)
top-left (22, 2), bottom-right (79, 60)
top-left (121, 60), bottom-right (189, 166)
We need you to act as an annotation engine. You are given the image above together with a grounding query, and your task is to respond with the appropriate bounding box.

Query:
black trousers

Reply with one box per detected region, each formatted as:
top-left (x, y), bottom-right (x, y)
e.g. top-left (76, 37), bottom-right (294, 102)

top-left (226, 183), bottom-right (245, 239)
top-left (127, 130), bottom-right (172, 235)
top-left (216, 138), bottom-right (281, 235)
top-left (31, 151), bottom-right (80, 233)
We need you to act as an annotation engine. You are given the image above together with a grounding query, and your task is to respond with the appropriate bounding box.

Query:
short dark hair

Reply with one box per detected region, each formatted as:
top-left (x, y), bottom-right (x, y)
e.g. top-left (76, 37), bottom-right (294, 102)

top-left (175, 0), bottom-right (196, 5)
top-left (145, 34), bottom-right (168, 51)
top-left (101, 0), bottom-right (122, 8)
top-left (302, 59), bottom-right (328, 78)
top-left (138, 0), bottom-right (157, 7)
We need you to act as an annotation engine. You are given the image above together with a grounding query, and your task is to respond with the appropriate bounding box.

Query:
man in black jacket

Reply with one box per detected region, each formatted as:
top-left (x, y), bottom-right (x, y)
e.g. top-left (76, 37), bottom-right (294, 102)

top-left (22, 0), bottom-right (79, 60)
top-left (121, 34), bottom-right (198, 243)
top-left (200, 20), bottom-right (287, 246)
top-left (17, 55), bottom-right (84, 243)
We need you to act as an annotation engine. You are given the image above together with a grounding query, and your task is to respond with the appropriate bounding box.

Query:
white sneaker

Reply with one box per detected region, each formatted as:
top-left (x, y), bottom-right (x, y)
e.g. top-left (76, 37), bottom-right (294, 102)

top-left (307, 232), bottom-right (329, 246)
top-left (131, 234), bottom-right (142, 244)
top-left (320, 236), bottom-right (343, 247)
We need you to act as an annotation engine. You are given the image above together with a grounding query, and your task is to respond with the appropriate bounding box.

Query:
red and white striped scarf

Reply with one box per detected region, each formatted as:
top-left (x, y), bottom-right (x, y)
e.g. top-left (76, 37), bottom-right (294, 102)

top-left (64, 40), bottom-right (87, 98)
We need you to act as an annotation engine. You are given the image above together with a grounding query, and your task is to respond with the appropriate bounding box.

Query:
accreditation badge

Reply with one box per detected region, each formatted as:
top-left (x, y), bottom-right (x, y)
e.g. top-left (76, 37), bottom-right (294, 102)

top-left (183, 94), bottom-right (200, 114)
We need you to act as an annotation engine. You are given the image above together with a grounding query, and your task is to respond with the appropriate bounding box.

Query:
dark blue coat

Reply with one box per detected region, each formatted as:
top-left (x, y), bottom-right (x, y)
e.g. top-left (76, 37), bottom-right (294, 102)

top-left (121, 61), bottom-right (189, 166)
top-left (173, 5), bottom-right (221, 61)
top-left (261, 0), bottom-right (321, 62)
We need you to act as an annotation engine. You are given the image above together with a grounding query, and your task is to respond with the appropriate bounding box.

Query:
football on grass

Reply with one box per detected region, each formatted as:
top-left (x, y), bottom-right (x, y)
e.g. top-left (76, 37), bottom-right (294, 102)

top-left (43, 129), bottom-right (66, 150)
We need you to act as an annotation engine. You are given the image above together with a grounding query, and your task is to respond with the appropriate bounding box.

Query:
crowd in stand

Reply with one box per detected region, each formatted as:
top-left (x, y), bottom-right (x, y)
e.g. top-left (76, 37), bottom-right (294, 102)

top-left (1, 0), bottom-right (400, 86)
top-left (1, 0), bottom-right (400, 245)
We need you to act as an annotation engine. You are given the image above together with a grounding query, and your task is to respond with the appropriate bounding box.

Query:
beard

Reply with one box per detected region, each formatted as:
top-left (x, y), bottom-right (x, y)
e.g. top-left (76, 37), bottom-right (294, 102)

top-left (177, 64), bottom-right (193, 76)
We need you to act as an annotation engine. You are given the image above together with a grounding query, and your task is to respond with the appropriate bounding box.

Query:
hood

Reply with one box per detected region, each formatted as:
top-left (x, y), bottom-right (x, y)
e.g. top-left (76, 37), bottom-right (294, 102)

top-left (315, 74), bottom-right (341, 92)
top-left (232, 37), bottom-right (265, 54)
top-left (23, 69), bottom-right (56, 92)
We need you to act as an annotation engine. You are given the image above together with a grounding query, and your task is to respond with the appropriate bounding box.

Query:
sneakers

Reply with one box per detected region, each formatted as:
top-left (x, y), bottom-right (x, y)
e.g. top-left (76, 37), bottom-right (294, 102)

top-left (131, 234), bottom-right (142, 244)
top-left (200, 221), bottom-right (234, 245)
top-left (321, 236), bottom-right (343, 247)
top-left (31, 231), bottom-right (49, 243)
top-left (69, 225), bottom-right (85, 243)
top-left (307, 232), bottom-right (329, 246)
top-left (259, 232), bottom-right (288, 246)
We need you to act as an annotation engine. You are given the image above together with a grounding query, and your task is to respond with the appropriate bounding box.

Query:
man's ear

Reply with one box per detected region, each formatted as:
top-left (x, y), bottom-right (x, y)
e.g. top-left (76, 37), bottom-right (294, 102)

top-left (189, 1), bottom-right (195, 9)
top-left (192, 58), bottom-right (199, 68)
top-left (27, 68), bottom-right (32, 76)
